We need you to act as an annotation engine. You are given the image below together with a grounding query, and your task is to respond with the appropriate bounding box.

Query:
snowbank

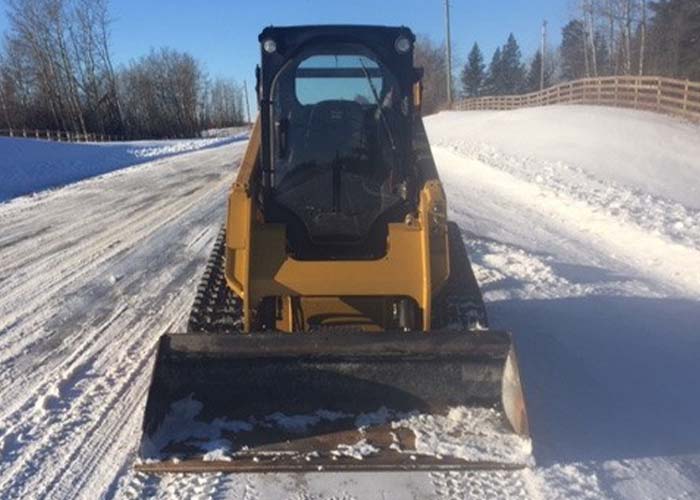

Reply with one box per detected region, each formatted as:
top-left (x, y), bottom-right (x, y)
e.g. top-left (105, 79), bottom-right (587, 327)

top-left (424, 107), bottom-right (700, 499)
top-left (0, 134), bottom-right (247, 203)
top-left (426, 105), bottom-right (700, 209)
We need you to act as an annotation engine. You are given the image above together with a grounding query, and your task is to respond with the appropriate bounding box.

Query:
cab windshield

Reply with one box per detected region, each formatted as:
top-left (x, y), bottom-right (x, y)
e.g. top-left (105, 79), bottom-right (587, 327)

top-left (270, 46), bottom-right (404, 242)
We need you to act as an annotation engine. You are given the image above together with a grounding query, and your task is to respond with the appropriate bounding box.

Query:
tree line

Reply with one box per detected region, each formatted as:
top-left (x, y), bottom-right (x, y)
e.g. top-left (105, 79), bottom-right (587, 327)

top-left (0, 0), bottom-right (247, 139)
top-left (414, 0), bottom-right (698, 113)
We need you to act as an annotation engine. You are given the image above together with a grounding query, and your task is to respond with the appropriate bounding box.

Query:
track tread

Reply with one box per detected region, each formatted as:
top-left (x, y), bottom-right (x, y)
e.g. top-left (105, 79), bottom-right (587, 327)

top-left (187, 225), bottom-right (243, 334)
top-left (433, 222), bottom-right (489, 330)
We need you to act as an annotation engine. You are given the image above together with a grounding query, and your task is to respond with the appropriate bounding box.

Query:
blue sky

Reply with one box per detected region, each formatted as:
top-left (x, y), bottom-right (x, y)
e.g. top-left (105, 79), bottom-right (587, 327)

top-left (0, 0), bottom-right (570, 84)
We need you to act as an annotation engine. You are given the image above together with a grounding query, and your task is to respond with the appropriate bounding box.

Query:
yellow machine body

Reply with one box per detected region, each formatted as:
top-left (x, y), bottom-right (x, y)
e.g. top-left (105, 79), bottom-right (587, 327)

top-left (225, 119), bottom-right (450, 333)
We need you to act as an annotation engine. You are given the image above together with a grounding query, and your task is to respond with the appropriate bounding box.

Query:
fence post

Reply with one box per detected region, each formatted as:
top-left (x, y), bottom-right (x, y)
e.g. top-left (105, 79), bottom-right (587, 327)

top-left (683, 79), bottom-right (689, 111)
top-left (656, 78), bottom-right (662, 112)
top-left (634, 77), bottom-right (639, 108)
top-left (614, 77), bottom-right (619, 106)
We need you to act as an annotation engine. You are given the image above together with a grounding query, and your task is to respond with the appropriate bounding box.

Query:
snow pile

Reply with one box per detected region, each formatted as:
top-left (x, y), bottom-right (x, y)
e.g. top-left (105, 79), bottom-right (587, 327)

top-left (201, 125), bottom-right (252, 138)
top-left (439, 140), bottom-right (700, 250)
top-left (392, 407), bottom-right (532, 465)
top-left (429, 125), bottom-right (700, 299)
top-left (261, 409), bottom-right (352, 434)
top-left (128, 138), bottom-right (222, 158)
top-left (354, 406), bottom-right (397, 428)
top-left (330, 439), bottom-right (380, 460)
top-left (0, 134), bottom-right (246, 203)
top-left (140, 396), bottom-right (252, 460)
top-left (427, 106), bottom-right (700, 209)
top-left (143, 398), bottom-right (528, 466)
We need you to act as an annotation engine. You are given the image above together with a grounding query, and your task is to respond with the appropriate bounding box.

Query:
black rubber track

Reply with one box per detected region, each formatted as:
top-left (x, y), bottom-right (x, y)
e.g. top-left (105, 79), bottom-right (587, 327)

top-left (186, 226), bottom-right (243, 334)
top-left (432, 222), bottom-right (489, 330)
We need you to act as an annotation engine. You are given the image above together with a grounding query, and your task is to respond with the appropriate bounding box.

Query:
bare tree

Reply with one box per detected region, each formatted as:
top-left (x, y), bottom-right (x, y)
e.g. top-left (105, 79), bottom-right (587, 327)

top-left (414, 36), bottom-right (448, 115)
top-left (0, 59), bottom-right (14, 132)
top-left (583, 0), bottom-right (599, 76)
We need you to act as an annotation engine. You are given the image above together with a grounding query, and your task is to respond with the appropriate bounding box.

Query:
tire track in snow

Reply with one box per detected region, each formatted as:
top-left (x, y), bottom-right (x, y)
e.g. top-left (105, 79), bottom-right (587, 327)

top-left (0, 145), bottom-right (244, 428)
top-left (0, 142), bottom-right (243, 499)
top-left (0, 253), bottom-right (193, 497)
top-left (0, 152), bottom-right (235, 349)
top-left (0, 215), bottom-right (220, 492)
top-left (0, 223), bottom-right (214, 498)
top-left (429, 470), bottom-right (530, 499)
top-left (0, 154), bottom-right (216, 276)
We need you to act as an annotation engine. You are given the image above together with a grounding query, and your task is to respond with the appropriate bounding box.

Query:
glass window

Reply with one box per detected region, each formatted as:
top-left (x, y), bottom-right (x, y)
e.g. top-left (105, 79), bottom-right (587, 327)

top-left (295, 55), bottom-right (384, 105)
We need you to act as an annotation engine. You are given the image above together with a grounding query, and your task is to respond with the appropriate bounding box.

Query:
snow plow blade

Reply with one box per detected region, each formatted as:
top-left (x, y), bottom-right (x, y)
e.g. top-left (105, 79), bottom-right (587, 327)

top-left (137, 331), bottom-right (530, 473)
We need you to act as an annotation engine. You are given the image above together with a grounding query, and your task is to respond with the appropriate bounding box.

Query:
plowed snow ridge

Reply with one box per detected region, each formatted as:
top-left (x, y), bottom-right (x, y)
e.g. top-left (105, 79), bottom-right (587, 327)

top-left (0, 106), bottom-right (699, 499)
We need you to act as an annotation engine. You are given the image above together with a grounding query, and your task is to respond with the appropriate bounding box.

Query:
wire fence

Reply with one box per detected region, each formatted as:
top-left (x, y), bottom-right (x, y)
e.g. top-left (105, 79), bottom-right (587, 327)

top-left (455, 76), bottom-right (700, 122)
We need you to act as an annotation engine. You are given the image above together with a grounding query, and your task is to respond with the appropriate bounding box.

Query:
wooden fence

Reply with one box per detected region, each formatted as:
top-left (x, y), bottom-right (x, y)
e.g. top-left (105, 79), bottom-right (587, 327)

top-left (0, 127), bottom-right (246, 142)
top-left (456, 76), bottom-right (700, 122)
top-left (0, 128), bottom-right (126, 142)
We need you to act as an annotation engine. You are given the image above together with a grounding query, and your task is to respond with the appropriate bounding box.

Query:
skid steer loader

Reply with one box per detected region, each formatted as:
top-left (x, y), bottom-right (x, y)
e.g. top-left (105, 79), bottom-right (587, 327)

top-left (137, 25), bottom-right (530, 473)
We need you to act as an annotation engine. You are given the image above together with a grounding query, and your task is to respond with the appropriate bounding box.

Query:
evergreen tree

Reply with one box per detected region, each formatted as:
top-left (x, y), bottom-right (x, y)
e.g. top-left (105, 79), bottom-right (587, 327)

top-left (483, 47), bottom-right (503, 95)
top-left (594, 31), bottom-right (611, 77)
top-left (499, 34), bottom-right (526, 94)
top-left (526, 50), bottom-right (551, 92)
top-left (561, 20), bottom-right (587, 80)
top-left (460, 43), bottom-right (485, 97)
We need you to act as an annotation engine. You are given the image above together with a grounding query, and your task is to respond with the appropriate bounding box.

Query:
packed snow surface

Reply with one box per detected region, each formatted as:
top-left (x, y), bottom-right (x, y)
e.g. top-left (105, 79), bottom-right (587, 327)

top-left (0, 134), bottom-right (246, 202)
top-left (1, 105), bottom-right (699, 498)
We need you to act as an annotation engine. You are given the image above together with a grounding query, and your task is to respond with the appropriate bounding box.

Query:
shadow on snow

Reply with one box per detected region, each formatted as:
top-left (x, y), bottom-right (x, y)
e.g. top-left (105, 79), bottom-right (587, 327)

top-left (489, 295), bottom-right (700, 466)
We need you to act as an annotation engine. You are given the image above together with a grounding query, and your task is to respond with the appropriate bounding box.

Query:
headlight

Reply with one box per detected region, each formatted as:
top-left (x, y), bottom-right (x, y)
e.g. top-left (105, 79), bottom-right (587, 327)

top-left (395, 36), bottom-right (411, 54)
top-left (262, 38), bottom-right (277, 54)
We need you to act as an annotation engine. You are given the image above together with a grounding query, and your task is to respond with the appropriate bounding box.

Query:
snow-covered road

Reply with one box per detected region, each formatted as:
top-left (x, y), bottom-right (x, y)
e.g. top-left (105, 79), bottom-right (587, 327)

top-left (0, 142), bottom-right (245, 499)
top-left (1, 106), bottom-right (699, 499)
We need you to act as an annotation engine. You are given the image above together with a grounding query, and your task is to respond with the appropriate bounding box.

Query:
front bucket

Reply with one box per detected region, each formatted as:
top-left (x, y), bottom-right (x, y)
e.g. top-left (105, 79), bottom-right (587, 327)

top-left (137, 331), bottom-right (530, 473)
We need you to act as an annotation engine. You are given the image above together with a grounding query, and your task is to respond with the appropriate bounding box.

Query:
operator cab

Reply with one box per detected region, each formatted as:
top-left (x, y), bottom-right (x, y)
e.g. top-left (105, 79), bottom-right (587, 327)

top-left (256, 26), bottom-right (421, 260)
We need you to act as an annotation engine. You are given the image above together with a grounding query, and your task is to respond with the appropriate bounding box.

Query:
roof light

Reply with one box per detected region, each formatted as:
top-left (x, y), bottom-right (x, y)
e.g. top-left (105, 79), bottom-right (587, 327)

top-left (395, 36), bottom-right (411, 54)
top-left (262, 38), bottom-right (277, 54)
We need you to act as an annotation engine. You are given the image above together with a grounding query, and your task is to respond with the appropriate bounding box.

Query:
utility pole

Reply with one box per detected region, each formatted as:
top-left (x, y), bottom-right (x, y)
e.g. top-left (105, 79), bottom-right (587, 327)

top-left (444, 0), bottom-right (453, 108)
top-left (639, 0), bottom-right (646, 76)
top-left (243, 80), bottom-right (252, 124)
top-left (540, 20), bottom-right (548, 91)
